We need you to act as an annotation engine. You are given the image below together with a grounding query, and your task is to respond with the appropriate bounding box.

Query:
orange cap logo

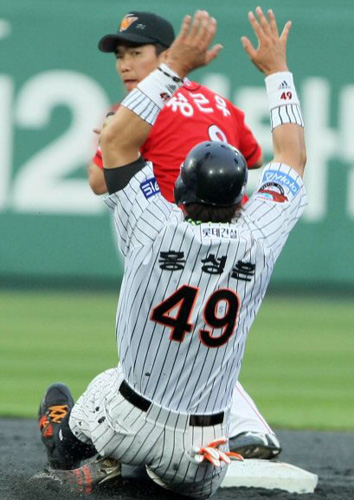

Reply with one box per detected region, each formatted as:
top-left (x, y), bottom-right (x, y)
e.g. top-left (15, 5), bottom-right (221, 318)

top-left (120, 15), bottom-right (138, 32)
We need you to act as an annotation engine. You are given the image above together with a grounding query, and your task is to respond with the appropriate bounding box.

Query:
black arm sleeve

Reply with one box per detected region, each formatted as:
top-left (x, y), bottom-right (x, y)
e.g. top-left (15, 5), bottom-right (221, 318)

top-left (104, 157), bottom-right (147, 194)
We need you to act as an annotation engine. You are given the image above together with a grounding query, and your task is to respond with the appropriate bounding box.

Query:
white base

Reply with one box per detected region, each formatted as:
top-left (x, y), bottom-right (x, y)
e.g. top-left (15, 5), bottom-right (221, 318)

top-left (221, 459), bottom-right (318, 494)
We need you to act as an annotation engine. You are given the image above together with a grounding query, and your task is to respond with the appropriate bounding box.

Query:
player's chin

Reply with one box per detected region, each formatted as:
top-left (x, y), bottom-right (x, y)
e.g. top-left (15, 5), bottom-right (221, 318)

top-left (124, 81), bottom-right (138, 92)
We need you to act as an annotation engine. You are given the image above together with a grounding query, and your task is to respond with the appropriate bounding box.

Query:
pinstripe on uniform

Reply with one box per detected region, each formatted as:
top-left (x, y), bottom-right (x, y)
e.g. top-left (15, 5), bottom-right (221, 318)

top-left (104, 160), bottom-right (306, 414)
top-left (70, 159), bottom-right (307, 496)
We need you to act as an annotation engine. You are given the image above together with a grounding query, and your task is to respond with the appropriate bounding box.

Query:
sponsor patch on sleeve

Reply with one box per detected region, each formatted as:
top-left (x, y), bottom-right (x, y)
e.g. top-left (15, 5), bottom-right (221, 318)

top-left (260, 169), bottom-right (300, 197)
top-left (256, 182), bottom-right (289, 203)
top-left (140, 177), bottom-right (161, 199)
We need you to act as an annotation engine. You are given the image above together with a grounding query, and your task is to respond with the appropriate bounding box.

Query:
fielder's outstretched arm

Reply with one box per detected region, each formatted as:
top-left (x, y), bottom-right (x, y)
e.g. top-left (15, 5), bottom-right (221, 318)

top-left (100, 11), bottom-right (222, 170)
top-left (242, 7), bottom-right (306, 177)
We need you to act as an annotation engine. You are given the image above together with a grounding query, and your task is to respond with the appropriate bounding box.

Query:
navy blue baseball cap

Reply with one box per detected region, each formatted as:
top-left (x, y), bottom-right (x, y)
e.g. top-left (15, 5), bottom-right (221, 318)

top-left (99, 11), bottom-right (175, 52)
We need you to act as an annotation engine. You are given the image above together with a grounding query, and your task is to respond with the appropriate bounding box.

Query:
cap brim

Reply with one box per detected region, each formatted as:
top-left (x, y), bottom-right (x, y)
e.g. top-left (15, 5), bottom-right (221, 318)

top-left (98, 33), bottom-right (157, 52)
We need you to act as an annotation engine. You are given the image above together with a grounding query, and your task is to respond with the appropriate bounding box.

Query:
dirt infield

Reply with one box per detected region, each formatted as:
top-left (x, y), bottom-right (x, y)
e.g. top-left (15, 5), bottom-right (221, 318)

top-left (1, 418), bottom-right (353, 500)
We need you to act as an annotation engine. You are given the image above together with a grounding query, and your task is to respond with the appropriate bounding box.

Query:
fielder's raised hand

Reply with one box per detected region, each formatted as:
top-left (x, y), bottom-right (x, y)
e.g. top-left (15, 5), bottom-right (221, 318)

top-left (241, 7), bottom-right (291, 76)
top-left (166, 10), bottom-right (223, 79)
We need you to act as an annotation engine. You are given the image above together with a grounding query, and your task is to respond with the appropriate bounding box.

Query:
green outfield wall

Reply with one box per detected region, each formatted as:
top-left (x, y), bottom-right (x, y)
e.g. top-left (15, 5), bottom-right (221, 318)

top-left (1, 0), bottom-right (354, 288)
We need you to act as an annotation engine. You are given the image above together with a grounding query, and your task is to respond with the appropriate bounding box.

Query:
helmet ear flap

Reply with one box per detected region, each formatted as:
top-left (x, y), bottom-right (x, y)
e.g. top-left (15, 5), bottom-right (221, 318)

top-left (234, 185), bottom-right (246, 205)
top-left (174, 175), bottom-right (187, 206)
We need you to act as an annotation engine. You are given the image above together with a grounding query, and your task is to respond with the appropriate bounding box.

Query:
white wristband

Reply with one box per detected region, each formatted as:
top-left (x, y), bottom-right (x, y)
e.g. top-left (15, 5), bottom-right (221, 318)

top-left (265, 72), bottom-right (304, 131)
top-left (121, 63), bottom-right (184, 126)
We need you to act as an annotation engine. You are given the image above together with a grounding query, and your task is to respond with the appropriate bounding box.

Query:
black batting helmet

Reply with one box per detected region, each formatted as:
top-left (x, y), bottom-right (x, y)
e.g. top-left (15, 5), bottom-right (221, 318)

top-left (174, 141), bottom-right (248, 207)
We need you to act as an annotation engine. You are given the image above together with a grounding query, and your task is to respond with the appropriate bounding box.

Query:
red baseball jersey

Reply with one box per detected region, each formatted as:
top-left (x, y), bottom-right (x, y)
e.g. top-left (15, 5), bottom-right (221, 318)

top-left (93, 81), bottom-right (262, 202)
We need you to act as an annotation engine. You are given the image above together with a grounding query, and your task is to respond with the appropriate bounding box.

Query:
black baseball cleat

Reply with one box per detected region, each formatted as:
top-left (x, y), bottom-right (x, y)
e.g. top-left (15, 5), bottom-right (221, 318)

top-left (31, 455), bottom-right (122, 495)
top-left (38, 382), bottom-right (75, 467)
top-left (229, 431), bottom-right (282, 460)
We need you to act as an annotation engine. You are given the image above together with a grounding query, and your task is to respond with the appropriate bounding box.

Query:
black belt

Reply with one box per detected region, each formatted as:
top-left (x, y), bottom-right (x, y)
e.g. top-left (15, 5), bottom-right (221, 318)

top-left (119, 380), bottom-right (224, 427)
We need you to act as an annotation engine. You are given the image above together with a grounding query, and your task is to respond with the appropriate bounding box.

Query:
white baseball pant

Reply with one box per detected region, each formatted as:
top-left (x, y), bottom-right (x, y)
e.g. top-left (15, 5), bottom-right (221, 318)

top-left (230, 381), bottom-right (274, 436)
top-left (69, 367), bottom-right (230, 498)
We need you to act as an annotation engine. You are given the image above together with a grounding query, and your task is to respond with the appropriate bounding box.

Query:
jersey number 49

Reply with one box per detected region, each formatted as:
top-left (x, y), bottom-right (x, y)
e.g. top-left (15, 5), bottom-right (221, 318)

top-left (150, 285), bottom-right (241, 348)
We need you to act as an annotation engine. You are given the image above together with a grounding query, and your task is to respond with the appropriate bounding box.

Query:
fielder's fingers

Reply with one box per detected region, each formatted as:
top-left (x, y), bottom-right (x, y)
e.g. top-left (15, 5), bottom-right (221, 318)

top-left (241, 36), bottom-right (257, 60)
top-left (205, 44), bottom-right (223, 65)
top-left (256, 6), bottom-right (271, 36)
top-left (198, 16), bottom-right (216, 51)
top-left (248, 11), bottom-right (264, 41)
top-left (189, 10), bottom-right (203, 39)
top-left (197, 11), bottom-right (214, 45)
top-left (204, 17), bottom-right (218, 47)
top-left (179, 15), bottom-right (192, 41)
top-left (268, 9), bottom-right (279, 37)
top-left (194, 11), bottom-right (208, 42)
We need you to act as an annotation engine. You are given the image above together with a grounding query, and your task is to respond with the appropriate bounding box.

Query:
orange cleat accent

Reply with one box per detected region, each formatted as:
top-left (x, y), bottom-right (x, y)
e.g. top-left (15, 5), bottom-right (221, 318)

top-left (48, 404), bottom-right (71, 423)
top-left (39, 415), bottom-right (54, 438)
top-left (39, 405), bottom-right (71, 438)
top-left (34, 456), bottom-right (121, 495)
top-left (38, 383), bottom-right (75, 468)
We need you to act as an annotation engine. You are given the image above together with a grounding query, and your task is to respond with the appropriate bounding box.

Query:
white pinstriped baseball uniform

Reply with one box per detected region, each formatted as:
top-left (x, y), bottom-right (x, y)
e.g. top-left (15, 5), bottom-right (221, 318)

top-left (69, 158), bottom-right (307, 497)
